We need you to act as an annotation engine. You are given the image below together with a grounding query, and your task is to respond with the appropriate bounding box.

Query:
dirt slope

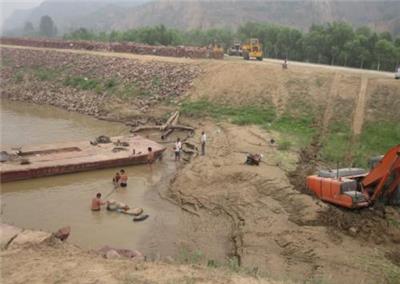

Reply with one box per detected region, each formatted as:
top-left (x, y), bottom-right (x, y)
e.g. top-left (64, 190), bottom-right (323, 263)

top-left (169, 119), bottom-right (400, 283)
top-left (0, 227), bottom-right (277, 284)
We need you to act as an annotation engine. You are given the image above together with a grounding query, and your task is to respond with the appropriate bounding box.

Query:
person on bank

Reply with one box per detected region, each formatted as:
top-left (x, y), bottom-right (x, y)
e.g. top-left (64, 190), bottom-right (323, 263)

top-left (175, 138), bottom-right (182, 161)
top-left (119, 169), bottom-right (128, 187)
top-left (91, 193), bottom-right (106, 211)
top-left (200, 131), bottom-right (207, 156)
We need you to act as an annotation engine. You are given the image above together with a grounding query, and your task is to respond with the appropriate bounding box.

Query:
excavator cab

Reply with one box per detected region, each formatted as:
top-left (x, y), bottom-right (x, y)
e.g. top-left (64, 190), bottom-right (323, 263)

top-left (307, 145), bottom-right (400, 209)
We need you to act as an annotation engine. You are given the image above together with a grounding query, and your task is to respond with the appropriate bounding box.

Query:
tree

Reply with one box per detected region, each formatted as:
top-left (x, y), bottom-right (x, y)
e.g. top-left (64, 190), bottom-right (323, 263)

top-left (375, 39), bottom-right (396, 71)
top-left (39, 15), bottom-right (57, 37)
top-left (23, 21), bottom-right (34, 36)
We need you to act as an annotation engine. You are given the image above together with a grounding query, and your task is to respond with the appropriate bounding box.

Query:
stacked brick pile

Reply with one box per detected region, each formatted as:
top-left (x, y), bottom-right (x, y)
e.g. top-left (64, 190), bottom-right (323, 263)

top-left (0, 37), bottom-right (224, 59)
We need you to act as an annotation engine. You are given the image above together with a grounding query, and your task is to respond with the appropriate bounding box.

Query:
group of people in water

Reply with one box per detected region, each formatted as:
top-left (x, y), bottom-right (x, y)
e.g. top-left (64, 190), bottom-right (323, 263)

top-left (91, 168), bottom-right (129, 211)
top-left (91, 131), bottom-right (207, 211)
top-left (112, 169), bottom-right (128, 187)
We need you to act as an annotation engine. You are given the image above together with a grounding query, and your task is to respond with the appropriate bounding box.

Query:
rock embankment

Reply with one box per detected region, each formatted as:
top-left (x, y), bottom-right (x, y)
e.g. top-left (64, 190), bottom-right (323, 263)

top-left (1, 37), bottom-right (224, 59)
top-left (0, 47), bottom-right (201, 121)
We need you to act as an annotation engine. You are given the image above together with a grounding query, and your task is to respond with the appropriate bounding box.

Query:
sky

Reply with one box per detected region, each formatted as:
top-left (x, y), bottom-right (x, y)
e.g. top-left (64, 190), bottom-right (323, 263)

top-left (1, 1), bottom-right (44, 28)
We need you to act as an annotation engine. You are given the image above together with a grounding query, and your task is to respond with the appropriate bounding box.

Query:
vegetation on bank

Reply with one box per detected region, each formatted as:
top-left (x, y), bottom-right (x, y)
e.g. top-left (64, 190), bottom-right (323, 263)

top-left (61, 22), bottom-right (400, 72)
top-left (181, 98), bottom-right (400, 168)
top-left (181, 99), bottom-right (315, 151)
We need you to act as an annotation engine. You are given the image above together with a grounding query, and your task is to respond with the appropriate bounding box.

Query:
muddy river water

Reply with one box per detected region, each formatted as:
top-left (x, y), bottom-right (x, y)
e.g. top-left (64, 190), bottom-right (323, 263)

top-left (1, 100), bottom-right (184, 258)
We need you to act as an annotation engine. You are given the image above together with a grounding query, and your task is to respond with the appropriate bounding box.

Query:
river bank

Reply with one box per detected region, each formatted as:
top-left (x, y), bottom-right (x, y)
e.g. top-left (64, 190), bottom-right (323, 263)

top-left (1, 44), bottom-right (400, 283)
top-left (0, 224), bottom-right (276, 284)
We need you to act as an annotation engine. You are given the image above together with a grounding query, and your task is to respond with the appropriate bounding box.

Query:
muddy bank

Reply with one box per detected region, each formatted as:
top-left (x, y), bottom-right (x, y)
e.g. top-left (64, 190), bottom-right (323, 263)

top-left (167, 120), bottom-right (400, 283)
top-left (0, 224), bottom-right (276, 284)
top-left (0, 46), bottom-right (201, 122)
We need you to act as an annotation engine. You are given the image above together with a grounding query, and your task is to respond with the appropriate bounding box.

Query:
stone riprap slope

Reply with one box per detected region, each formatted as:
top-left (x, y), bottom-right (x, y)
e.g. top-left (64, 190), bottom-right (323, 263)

top-left (0, 47), bottom-right (201, 120)
top-left (0, 37), bottom-right (223, 59)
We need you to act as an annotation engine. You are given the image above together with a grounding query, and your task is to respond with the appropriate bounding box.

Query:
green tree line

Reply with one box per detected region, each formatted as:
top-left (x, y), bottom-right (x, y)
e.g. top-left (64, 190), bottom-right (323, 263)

top-left (62, 22), bottom-right (400, 72)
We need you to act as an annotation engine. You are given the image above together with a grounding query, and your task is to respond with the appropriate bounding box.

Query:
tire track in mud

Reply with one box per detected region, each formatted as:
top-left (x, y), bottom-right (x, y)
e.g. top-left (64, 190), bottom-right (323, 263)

top-left (272, 71), bottom-right (289, 116)
top-left (352, 76), bottom-right (368, 136)
top-left (288, 72), bottom-right (341, 194)
top-left (322, 72), bottom-right (340, 134)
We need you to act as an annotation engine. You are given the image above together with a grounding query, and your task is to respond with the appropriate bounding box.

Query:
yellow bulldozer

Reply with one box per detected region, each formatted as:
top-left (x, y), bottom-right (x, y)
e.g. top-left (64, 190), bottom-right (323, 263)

top-left (241, 38), bottom-right (263, 61)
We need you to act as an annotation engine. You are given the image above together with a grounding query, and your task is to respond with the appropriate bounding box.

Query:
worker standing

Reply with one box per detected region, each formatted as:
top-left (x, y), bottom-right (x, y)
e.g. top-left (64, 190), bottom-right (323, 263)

top-left (201, 131), bottom-right (207, 156)
top-left (175, 138), bottom-right (182, 161)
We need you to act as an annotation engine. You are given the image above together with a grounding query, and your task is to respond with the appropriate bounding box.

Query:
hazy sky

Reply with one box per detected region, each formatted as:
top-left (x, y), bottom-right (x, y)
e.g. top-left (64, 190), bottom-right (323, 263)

top-left (1, 1), bottom-right (44, 28)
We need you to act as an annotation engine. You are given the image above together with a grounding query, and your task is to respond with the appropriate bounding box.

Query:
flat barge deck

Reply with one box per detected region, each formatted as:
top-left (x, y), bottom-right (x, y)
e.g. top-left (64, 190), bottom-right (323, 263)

top-left (0, 135), bottom-right (165, 183)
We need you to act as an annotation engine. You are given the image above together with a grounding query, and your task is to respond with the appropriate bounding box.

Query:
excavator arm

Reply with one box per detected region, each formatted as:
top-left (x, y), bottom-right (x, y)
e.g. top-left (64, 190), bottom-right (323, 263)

top-left (361, 144), bottom-right (400, 202)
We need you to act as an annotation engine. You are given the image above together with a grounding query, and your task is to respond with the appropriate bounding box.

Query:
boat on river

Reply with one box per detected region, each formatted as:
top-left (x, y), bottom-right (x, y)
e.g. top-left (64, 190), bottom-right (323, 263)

top-left (0, 135), bottom-right (165, 183)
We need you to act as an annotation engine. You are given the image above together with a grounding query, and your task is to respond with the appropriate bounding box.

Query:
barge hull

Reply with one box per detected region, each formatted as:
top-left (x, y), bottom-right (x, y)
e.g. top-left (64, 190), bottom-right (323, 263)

top-left (1, 135), bottom-right (165, 183)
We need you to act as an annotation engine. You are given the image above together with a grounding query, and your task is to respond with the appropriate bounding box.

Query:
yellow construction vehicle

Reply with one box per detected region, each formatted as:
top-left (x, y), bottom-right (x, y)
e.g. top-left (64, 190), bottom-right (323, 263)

top-left (241, 38), bottom-right (263, 61)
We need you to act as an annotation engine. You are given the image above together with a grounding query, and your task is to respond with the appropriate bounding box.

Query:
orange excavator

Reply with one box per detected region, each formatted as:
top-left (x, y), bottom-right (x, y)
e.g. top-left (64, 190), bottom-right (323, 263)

top-left (307, 144), bottom-right (400, 208)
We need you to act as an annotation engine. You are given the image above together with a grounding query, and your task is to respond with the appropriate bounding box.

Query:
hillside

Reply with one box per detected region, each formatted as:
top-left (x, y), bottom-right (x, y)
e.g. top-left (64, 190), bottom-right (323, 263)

top-left (2, 0), bottom-right (400, 36)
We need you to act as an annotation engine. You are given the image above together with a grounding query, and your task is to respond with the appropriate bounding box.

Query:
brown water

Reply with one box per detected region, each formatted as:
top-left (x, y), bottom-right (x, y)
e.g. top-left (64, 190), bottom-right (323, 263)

top-left (1, 100), bottom-right (181, 258)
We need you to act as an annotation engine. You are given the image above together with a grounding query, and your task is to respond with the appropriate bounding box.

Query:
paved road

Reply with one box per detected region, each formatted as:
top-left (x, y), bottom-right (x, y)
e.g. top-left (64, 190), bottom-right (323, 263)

top-left (224, 55), bottom-right (395, 78)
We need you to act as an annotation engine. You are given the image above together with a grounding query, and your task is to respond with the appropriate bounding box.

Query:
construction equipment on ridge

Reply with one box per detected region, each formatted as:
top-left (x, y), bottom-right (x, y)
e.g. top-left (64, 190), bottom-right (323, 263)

top-left (241, 38), bottom-right (263, 61)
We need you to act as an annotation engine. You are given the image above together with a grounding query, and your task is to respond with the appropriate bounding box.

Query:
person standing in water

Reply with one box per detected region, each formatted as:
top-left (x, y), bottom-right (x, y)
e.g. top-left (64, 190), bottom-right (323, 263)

top-left (147, 147), bottom-right (155, 170)
top-left (91, 193), bottom-right (106, 211)
top-left (119, 169), bottom-right (128, 187)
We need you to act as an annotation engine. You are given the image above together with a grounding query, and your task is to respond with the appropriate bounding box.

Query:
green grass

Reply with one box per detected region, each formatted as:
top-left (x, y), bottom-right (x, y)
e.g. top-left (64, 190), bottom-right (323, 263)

top-left (14, 71), bottom-right (24, 83)
top-left (277, 140), bottom-right (292, 151)
top-left (269, 114), bottom-right (316, 147)
top-left (64, 76), bottom-right (101, 91)
top-left (353, 121), bottom-right (400, 167)
top-left (63, 76), bottom-right (124, 94)
top-left (33, 68), bottom-right (58, 81)
top-left (181, 99), bottom-right (318, 150)
top-left (322, 121), bottom-right (352, 164)
top-left (181, 99), bottom-right (276, 125)
top-left (114, 83), bottom-right (149, 98)
top-left (177, 247), bottom-right (204, 264)
top-left (152, 76), bottom-right (161, 87)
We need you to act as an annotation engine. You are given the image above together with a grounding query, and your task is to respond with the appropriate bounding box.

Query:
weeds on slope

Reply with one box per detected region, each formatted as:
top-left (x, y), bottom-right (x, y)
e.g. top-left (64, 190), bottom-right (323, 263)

top-left (353, 121), bottom-right (400, 167)
top-left (181, 99), bottom-right (316, 150)
top-left (181, 99), bottom-right (276, 125)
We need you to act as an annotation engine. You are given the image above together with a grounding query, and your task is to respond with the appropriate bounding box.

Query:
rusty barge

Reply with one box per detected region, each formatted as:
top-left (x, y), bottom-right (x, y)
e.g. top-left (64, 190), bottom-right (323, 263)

top-left (0, 135), bottom-right (165, 183)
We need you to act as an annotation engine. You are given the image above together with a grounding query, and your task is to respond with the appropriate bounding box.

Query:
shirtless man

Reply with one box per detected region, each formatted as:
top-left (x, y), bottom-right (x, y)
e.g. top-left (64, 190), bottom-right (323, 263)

top-left (91, 193), bottom-right (106, 211)
top-left (119, 169), bottom-right (128, 187)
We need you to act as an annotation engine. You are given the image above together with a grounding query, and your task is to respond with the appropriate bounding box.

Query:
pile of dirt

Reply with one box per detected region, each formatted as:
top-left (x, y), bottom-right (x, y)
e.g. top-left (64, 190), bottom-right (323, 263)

top-left (386, 250), bottom-right (400, 267)
top-left (0, 224), bottom-right (276, 284)
top-left (317, 206), bottom-right (400, 244)
top-left (0, 47), bottom-right (201, 119)
top-left (1, 37), bottom-right (224, 59)
top-left (287, 135), bottom-right (322, 195)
